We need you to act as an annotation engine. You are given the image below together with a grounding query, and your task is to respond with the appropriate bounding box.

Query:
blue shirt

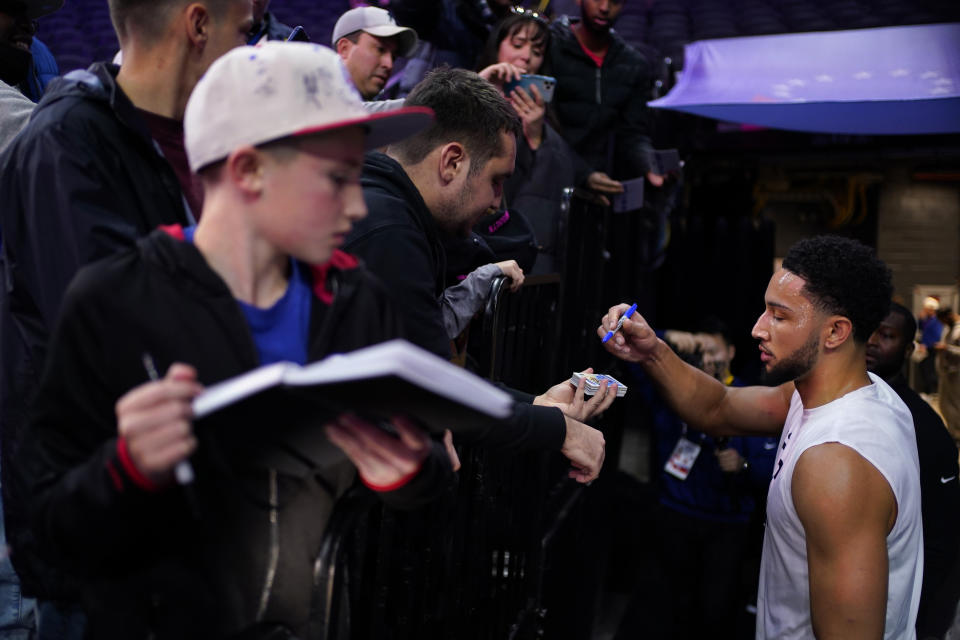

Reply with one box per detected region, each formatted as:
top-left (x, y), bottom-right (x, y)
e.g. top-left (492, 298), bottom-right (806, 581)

top-left (629, 356), bottom-right (778, 523)
top-left (25, 38), bottom-right (59, 102)
top-left (920, 316), bottom-right (944, 349)
top-left (182, 226), bottom-right (311, 365)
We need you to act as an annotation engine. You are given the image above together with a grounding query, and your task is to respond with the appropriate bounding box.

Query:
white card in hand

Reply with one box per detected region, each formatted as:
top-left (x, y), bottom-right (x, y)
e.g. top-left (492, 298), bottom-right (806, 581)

top-left (611, 176), bottom-right (645, 213)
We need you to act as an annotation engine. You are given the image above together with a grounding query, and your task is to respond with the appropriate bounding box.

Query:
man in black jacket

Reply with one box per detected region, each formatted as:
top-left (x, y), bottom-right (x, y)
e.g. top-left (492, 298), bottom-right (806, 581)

top-left (866, 302), bottom-right (960, 640)
top-left (346, 67), bottom-right (609, 483)
top-left (247, 0), bottom-right (292, 42)
top-left (0, 0), bottom-right (254, 604)
top-left (546, 0), bottom-right (663, 186)
top-left (18, 42), bottom-right (450, 639)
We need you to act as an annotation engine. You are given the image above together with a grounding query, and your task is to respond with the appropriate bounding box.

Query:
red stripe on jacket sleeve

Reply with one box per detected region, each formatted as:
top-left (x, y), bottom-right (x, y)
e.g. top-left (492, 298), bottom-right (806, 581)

top-left (116, 438), bottom-right (161, 492)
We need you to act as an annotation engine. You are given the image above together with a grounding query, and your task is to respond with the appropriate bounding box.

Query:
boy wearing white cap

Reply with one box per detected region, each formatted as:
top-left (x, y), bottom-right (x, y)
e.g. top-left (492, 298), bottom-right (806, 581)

top-left (333, 5), bottom-right (418, 99)
top-left (17, 42), bottom-right (450, 639)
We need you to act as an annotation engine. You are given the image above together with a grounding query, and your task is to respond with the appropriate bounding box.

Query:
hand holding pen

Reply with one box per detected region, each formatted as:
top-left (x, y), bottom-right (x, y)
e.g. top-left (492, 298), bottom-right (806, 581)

top-left (114, 357), bottom-right (202, 489)
top-left (601, 303), bottom-right (637, 343)
top-left (597, 303), bottom-right (659, 363)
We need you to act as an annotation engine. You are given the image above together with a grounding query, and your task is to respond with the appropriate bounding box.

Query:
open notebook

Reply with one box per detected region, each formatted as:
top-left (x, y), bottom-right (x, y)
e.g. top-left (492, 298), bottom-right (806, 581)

top-left (193, 339), bottom-right (514, 434)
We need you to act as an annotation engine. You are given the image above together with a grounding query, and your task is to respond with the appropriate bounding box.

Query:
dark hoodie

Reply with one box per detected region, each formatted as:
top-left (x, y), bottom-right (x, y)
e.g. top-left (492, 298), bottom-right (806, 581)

top-left (347, 152), bottom-right (566, 454)
top-left (348, 152), bottom-right (450, 358)
top-left (0, 62), bottom-right (191, 597)
top-left (18, 228), bottom-right (452, 638)
top-left (546, 15), bottom-right (656, 180)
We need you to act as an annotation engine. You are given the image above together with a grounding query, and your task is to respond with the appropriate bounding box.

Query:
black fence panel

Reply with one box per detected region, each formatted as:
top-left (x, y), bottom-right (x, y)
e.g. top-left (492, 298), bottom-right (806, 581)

top-left (329, 447), bottom-right (585, 640)
top-left (309, 174), bottom-right (774, 640)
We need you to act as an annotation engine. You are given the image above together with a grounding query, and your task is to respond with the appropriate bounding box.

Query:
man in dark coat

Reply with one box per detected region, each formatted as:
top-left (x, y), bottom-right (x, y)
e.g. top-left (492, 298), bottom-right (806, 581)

top-left (345, 67), bottom-right (610, 483)
top-left (0, 0), bottom-right (254, 623)
top-left (546, 0), bottom-right (663, 186)
top-left (867, 302), bottom-right (960, 640)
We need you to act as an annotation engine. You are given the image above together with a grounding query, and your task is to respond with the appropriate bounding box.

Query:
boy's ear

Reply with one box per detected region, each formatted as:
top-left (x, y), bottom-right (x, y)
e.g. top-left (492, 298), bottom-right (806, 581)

top-left (225, 146), bottom-right (265, 196)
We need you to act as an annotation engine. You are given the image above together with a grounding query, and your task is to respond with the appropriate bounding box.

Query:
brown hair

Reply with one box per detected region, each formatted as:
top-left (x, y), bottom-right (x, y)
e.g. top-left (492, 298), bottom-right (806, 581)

top-left (392, 67), bottom-right (521, 175)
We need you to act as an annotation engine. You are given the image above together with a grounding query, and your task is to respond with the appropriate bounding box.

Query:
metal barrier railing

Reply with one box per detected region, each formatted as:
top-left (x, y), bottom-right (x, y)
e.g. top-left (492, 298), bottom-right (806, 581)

top-left (472, 273), bottom-right (563, 393)
top-left (319, 448), bottom-right (584, 640)
top-left (309, 191), bottom-right (659, 639)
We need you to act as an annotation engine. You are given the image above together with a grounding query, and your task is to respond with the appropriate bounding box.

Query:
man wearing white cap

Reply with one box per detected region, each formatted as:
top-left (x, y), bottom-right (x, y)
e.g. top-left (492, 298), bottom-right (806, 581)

top-left (332, 5), bottom-right (418, 100)
top-left (17, 42), bottom-right (451, 639)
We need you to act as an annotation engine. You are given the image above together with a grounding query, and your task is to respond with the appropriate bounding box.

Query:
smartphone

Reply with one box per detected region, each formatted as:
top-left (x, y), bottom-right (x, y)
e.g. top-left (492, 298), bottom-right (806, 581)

top-left (286, 25), bottom-right (310, 42)
top-left (503, 74), bottom-right (556, 103)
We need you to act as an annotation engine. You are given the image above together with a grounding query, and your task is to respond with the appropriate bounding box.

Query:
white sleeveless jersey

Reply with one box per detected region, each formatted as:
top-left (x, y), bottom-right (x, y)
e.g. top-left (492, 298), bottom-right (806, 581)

top-left (756, 373), bottom-right (923, 639)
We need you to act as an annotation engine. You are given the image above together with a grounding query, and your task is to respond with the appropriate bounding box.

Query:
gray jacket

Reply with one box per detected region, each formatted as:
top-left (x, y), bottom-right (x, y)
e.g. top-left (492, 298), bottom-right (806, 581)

top-left (0, 80), bottom-right (34, 153)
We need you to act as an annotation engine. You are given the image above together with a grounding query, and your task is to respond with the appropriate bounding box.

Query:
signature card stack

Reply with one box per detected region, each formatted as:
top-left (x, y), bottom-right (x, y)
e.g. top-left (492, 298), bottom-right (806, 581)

top-left (569, 372), bottom-right (628, 397)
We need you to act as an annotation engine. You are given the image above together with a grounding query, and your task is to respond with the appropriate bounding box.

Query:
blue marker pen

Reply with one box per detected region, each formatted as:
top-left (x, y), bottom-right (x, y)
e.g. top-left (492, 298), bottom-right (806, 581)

top-left (602, 303), bottom-right (638, 343)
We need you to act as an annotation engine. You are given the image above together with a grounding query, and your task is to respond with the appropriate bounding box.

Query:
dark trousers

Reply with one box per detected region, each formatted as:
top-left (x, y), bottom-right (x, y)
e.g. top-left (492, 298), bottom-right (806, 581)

top-left (616, 505), bottom-right (751, 640)
top-left (919, 356), bottom-right (940, 395)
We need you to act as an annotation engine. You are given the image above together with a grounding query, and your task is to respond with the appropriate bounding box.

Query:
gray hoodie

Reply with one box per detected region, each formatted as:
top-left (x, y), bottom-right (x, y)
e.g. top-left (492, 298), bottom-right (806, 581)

top-left (0, 79), bottom-right (34, 153)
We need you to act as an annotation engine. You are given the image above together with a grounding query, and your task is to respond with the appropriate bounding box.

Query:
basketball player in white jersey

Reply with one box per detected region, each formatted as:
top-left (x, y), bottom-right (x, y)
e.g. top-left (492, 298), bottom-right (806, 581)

top-left (599, 235), bottom-right (922, 640)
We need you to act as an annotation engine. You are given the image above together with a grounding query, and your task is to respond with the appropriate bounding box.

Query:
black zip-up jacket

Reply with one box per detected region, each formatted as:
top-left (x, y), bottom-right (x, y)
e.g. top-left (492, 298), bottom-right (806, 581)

top-left (0, 62), bottom-right (192, 597)
top-left (348, 152), bottom-right (449, 358)
top-left (546, 16), bottom-right (656, 179)
top-left (886, 374), bottom-right (960, 637)
top-left (346, 152), bottom-right (566, 453)
top-left (17, 229), bottom-right (452, 638)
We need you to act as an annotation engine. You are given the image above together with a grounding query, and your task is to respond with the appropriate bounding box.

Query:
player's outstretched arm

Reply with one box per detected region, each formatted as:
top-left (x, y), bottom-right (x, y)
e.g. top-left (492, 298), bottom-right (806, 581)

top-left (794, 443), bottom-right (895, 640)
top-left (598, 303), bottom-right (791, 436)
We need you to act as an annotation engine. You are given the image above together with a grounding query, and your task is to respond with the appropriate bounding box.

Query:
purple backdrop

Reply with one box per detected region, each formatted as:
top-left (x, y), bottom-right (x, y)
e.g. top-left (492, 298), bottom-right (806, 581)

top-left (649, 22), bottom-right (960, 135)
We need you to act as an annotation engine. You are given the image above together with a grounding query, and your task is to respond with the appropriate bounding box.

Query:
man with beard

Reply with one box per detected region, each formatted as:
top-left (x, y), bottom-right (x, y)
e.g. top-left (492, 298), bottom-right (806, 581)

top-left (599, 235), bottom-right (923, 639)
top-left (867, 303), bottom-right (960, 640)
top-left (546, 0), bottom-right (663, 188)
top-left (345, 66), bottom-right (609, 483)
top-left (0, 0), bottom-right (62, 152)
top-left (617, 318), bottom-right (777, 639)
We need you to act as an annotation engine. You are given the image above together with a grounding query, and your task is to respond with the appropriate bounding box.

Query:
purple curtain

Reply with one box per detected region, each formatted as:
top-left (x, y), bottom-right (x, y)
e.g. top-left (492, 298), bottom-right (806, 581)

top-left (649, 23), bottom-right (960, 135)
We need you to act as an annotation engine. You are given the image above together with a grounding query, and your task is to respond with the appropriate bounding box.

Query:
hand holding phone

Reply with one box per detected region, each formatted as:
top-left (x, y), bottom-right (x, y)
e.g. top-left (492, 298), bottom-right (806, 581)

top-left (503, 74), bottom-right (556, 103)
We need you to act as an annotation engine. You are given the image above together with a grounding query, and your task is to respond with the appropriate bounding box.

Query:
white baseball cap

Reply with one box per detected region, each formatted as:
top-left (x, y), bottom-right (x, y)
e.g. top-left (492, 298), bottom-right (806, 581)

top-left (184, 42), bottom-right (433, 172)
top-left (923, 296), bottom-right (940, 311)
top-left (331, 6), bottom-right (418, 57)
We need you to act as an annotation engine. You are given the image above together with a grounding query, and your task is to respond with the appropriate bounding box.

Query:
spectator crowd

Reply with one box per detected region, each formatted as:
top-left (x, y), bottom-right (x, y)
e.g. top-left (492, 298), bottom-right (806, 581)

top-left (0, 0), bottom-right (958, 639)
